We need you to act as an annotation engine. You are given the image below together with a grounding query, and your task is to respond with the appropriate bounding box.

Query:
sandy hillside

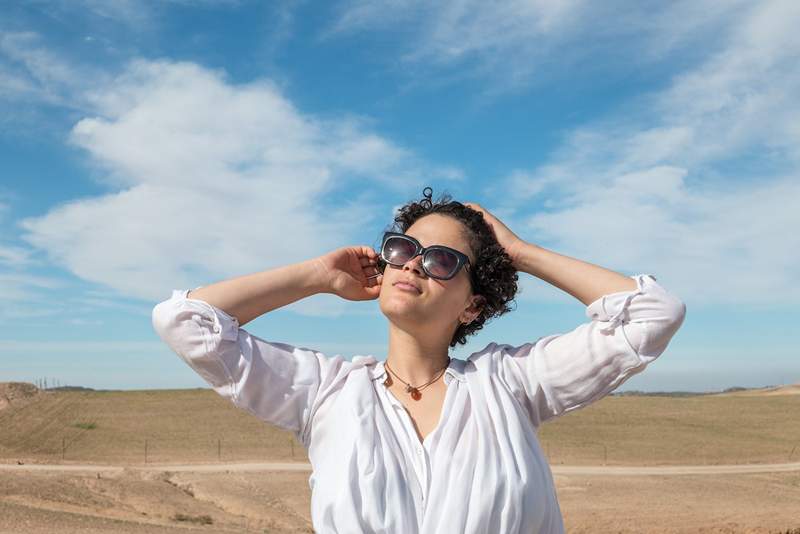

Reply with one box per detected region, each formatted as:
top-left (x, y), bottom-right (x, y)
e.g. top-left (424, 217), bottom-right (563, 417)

top-left (1, 466), bottom-right (799, 533)
top-left (0, 382), bottom-right (41, 412)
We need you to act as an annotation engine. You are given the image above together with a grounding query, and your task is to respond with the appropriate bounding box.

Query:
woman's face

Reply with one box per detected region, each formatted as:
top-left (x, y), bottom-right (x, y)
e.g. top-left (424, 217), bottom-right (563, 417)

top-left (379, 213), bottom-right (478, 334)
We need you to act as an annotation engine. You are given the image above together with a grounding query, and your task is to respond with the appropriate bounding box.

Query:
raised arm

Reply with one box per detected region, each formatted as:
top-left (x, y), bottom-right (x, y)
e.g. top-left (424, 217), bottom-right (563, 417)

top-left (512, 242), bottom-right (686, 422)
top-left (186, 258), bottom-right (331, 327)
top-left (150, 246), bottom-right (382, 445)
top-left (512, 241), bottom-right (639, 306)
top-left (491, 271), bottom-right (686, 426)
top-left (461, 204), bottom-right (685, 426)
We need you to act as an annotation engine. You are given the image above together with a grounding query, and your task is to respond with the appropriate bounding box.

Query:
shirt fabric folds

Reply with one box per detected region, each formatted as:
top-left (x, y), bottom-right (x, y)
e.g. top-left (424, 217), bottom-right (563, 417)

top-left (151, 273), bottom-right (686, 533)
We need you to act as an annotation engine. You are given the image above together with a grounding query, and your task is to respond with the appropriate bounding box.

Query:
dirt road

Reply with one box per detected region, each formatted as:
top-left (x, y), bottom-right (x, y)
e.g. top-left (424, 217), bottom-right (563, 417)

top-left (3, 460), bottom-right (800, 475)
top-left (3, 462), bottom-right (799, 532)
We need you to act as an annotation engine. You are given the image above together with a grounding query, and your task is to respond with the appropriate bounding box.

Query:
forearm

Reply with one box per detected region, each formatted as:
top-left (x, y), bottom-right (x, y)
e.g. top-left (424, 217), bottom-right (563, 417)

top-left (514, 242), bottom-right (638, 307)
top-left (186, 258), bottom-right (330, 327)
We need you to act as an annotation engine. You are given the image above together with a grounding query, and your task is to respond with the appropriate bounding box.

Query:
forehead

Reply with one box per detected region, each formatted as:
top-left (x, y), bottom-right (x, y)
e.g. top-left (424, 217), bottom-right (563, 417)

top-left (405, 214), bottom-right (470, 254)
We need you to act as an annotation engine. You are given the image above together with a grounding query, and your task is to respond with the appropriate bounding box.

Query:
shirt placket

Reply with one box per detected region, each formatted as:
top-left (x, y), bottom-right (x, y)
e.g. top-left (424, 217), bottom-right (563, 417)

top-left (384, 390), bottom-right (430, 502)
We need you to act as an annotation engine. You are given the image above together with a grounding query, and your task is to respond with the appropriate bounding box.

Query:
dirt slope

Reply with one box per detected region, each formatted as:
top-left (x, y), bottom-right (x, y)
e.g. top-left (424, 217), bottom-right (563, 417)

top-left (0, 382), bottom-right (41, 412)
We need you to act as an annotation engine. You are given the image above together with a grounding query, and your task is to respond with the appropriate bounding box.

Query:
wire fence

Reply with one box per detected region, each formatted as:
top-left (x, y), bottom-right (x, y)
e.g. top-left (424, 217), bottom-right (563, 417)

top-left (3, 435), bottom-right (309, 465)
top-left (6, 436), bottom-right (798, 466)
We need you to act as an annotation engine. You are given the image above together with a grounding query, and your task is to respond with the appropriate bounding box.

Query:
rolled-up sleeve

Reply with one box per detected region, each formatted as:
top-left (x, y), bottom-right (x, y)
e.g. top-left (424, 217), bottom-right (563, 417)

top-left (151, 288), bottom-right (347, 446)
top-left (495, 273), bottom-right (686, 427)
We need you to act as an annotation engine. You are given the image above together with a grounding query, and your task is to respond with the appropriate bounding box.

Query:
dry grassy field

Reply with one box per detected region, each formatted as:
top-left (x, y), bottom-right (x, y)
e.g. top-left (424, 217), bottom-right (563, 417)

top-left (0, 387), bottom-right (304, 465)
top-left (2, 382), bottom-right (799, 533)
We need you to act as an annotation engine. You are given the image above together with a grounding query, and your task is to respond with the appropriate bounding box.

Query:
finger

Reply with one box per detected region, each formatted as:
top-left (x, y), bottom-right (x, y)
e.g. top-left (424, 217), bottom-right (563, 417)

top-left (362, 246), bottom-right (378, 259)
top-left (366, 273), bottom-right (382, 287)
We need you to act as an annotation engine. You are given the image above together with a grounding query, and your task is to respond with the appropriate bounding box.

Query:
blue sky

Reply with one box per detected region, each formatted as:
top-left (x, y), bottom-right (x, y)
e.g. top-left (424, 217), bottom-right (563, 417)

top-left (1, 1), bottom-right (798, 392)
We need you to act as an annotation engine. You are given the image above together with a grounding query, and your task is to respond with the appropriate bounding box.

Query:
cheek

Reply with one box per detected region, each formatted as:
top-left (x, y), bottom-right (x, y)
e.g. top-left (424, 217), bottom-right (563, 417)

top-left (434, 290), bottom-right (467, 316)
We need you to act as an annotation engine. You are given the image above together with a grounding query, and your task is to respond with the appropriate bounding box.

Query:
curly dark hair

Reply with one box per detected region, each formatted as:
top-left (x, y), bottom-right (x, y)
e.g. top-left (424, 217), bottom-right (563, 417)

top-left (375, 186), bottom-right (519, 348)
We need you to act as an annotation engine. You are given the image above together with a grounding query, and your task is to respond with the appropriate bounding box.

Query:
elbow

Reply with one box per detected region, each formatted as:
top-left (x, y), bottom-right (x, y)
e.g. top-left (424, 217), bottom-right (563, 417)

top-left (676, 299), bottom-right (687, 326)
top-left (151, 298), bottom-right (210, 361)
top-left (151, 300), bottom-right (183, 355)
top-left (637, 294), bottom-right (686, 361)
top-left (151, 301), bottom-right (169, 340)
top-left (665, 294), bottom-right (687, 331)
top-left (638, 274), bottom-right (687, 331)
top-left (152, 299), bottom-right (182, 345)
top-left (654, 292), bottom-right (687, 339)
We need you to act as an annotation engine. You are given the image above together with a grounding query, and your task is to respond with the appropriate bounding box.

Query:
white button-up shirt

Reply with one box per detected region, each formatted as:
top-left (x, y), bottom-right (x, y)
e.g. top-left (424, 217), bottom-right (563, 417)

top-left (151, 273), bottom-right (686, 533)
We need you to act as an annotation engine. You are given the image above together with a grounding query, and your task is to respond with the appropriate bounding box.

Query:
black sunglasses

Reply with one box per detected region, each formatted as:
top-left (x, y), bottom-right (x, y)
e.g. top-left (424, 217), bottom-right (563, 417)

top-left (377, 231), bottom-right (472, 281)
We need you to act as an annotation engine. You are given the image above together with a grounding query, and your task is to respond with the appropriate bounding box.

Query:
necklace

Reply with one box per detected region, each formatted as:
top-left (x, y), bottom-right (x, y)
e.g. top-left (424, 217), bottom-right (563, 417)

top-left (383, 357), bottom-right (451, 400)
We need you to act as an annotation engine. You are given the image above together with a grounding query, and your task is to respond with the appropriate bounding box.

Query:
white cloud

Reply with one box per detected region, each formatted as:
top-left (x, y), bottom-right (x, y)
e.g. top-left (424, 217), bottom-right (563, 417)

top-left (518, 170), bottom-right (799, 306)
top-left (16, 59), bottom-right (462, 314)
top-left (492, 0), bottom-right (800, 306)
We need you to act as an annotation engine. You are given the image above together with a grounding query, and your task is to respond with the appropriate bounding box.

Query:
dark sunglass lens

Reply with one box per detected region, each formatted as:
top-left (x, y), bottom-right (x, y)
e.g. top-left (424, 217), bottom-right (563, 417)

top-left (425, 249), bottom-right (458, 278)
top-left (385, 237), bottom-right (416, 264)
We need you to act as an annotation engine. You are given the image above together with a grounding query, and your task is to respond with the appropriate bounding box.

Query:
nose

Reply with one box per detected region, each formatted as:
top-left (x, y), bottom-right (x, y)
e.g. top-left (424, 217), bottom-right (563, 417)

top-left (402, 254), bottom-right (426, 278)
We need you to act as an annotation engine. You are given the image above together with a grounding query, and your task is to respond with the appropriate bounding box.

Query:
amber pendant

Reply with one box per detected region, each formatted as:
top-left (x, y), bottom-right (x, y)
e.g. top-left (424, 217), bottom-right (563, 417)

top-left (383, 375), bottom-right (393, 387)
top-left (406, 385), bottom-right (422, 400)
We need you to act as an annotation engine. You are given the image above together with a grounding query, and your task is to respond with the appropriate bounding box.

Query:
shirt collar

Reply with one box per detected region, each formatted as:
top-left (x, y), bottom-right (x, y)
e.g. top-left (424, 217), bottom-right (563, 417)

top-left (368, 358), bottom-right (466, 384)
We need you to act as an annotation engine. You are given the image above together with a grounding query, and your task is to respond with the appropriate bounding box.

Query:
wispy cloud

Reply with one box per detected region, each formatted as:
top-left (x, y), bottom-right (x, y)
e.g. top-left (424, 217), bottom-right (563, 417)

top-left (20, 0), bottom-right (244, 32)
top-left (15, 58), bottom-right (462, 315)
top-left (325, 0), bottom-right (749, 93)
top-left (0, 272), bottom-right (65, 305)
top-left (491, 0), bottom-right (800, 306)
top-left (0, 339), bottom-right (164, 353)
top-left (0, 244), bottom-right (37, 267)
top-left (46, 0), bottom-right (152, 27)
top-left (0, 31), bottom-right (100, 109)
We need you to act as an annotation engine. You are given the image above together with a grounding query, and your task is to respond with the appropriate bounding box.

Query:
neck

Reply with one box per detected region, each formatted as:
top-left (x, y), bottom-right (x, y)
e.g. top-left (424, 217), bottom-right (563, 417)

top-left (385, 326), bottom-right (451, 385)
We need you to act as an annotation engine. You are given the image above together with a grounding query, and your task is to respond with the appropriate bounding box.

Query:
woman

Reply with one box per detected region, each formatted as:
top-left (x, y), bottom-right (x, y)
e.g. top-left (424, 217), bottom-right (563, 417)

top-left (152, 187), bottom-right (686, 533)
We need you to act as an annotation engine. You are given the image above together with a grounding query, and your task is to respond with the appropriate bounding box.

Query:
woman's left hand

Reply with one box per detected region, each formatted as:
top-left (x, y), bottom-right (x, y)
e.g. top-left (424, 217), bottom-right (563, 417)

top-left (463, 202), bottom-right (527, 270)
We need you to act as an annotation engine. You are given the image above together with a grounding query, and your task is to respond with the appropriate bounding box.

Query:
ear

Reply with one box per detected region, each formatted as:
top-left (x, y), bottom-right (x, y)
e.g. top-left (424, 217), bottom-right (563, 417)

top-left (460, 294), bottom-right (485, 324)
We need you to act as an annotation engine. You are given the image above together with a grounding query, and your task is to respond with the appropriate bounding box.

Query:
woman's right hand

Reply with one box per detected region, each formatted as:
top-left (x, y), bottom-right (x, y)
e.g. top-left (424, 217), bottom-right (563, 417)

top-left (315, 246), bottom-right (383, 301)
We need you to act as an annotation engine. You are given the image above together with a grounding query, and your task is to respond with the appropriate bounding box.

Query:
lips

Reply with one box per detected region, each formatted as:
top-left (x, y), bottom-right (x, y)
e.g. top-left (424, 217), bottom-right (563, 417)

top-left (393, 279), bottom-right (421, 294)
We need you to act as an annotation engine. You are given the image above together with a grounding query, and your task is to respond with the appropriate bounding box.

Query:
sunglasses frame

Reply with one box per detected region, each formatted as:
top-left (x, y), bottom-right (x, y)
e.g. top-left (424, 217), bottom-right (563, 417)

top-left (378, 231), bottom-right (472, 281)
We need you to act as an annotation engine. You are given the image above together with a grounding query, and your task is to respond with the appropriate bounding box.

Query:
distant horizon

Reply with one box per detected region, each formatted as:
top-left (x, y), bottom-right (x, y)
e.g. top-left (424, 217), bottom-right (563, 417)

top-left (6, 378), bottom-right (799, 396)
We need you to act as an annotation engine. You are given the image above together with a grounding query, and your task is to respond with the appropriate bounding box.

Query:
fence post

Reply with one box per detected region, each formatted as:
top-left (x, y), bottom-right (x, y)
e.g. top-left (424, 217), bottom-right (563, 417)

top-left (61, 437), bottom-right (65, 461)
top-left (218, 439), bottom-right (221, 461)
top-left (789, 445), bottom-right (797, 461)
top-left (144, 439), bottom-right (148, 464)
